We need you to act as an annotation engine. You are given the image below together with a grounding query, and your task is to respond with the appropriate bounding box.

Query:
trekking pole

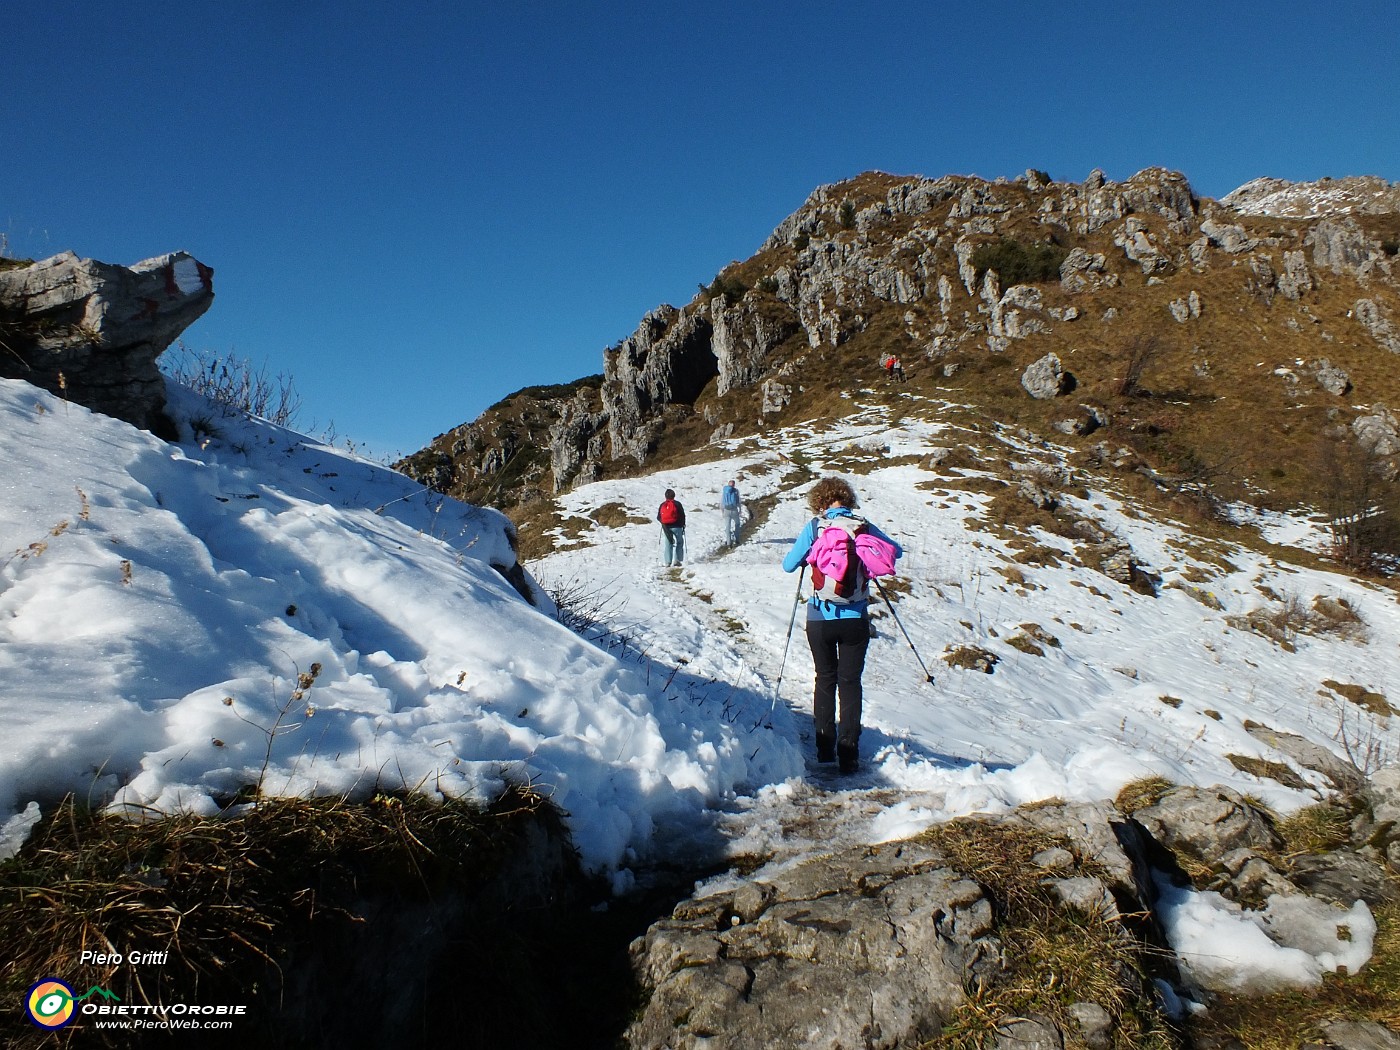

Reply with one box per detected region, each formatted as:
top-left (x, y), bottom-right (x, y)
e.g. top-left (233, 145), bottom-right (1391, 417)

top-left (772, 565), bottom-right (807, 712)
top-left (874, 578), bottom-right (934, 684)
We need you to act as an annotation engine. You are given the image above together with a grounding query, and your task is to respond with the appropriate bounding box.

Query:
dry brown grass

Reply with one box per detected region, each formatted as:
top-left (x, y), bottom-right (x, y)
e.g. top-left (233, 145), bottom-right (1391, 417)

top-left (920, 817), bottom-right (1176, 1050)
top-left (1225, 753), bottom-right (1311, 791)
top-left (942, 645), bottom-right (999, 673)
top-left (0, 786), bottom-right (563, 1045)
top-left (1322, 679), bottom-right (1395, 717)
top-left (1114, 775), bottom-right (1175, 816)
top-left (1275, 803), bottom-right (1353, 855)
top-left (591, 501), bottom-right (649, 529)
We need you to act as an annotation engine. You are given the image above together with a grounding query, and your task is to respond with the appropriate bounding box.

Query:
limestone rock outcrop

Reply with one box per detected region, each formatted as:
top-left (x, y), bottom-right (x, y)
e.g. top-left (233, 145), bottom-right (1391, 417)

top-left (0, 250), bottom-right (213, 434)
top-left (401, 165), bottom-right (1400, 512)
top-left (625, 783), bottom-right (1398, 1049)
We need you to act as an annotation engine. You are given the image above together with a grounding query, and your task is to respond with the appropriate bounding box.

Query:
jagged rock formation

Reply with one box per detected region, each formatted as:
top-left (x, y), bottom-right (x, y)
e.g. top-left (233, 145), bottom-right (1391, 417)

top-left (397, 375), bottom-right (604, 509)
top-left (0, 250), bottom-right (214, 435)
top-left (402, 168), bottom-right (1400, 523)
top-left (1223, 176), bottom-right (1400, 219)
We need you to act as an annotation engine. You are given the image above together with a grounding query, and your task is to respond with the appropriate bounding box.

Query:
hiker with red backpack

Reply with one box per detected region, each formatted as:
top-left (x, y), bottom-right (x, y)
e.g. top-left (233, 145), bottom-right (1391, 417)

top-left (657, 488), bottom-right (687, 567)
top-left (781, 476), bottom-right (902, 773)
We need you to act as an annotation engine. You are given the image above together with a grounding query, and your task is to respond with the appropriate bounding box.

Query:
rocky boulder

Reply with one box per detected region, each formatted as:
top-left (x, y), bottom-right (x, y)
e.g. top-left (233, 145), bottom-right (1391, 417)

top-left (0, 250), bottom-right (213, 434)
top-left (1311, 218), bottom-right (1384, 279)
top-left (1354, 299), bottom-right (1400, 353)
top-left (1312, 359), bottom-right (1352, 396)
top-left (712, 294), bottom-right (801, 396)
top-left (1131, 786), bottom-right (1283, 860)
top-left (627, 840), bottom-right (994, 1050)
top-left (1021, 352), bottom-right (1072, 399)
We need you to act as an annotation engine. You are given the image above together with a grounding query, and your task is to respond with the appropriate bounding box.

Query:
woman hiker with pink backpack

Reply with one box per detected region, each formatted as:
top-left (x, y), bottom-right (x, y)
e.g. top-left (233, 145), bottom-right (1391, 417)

top-left (781, 476), bottom-right (902, 773)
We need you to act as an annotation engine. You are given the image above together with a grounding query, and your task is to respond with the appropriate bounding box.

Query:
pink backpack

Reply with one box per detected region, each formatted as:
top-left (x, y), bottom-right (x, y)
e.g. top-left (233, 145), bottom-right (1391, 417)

top-left (807, 516), bottom-right (898, 603)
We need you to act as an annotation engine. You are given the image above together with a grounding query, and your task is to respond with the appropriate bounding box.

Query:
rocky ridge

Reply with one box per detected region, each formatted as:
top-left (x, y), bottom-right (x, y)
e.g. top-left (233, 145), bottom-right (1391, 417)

top-left (401, 168), bottom-right (1400, 526)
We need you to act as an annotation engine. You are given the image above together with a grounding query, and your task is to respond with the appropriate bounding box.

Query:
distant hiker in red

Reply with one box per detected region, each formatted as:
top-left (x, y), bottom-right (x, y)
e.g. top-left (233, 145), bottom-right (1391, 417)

top-left (782, 476), bottom-right (902, 773)
top-left (657, 489), bottom-right (687, 567)
top-left (883, 355), bottom-right (895, 380)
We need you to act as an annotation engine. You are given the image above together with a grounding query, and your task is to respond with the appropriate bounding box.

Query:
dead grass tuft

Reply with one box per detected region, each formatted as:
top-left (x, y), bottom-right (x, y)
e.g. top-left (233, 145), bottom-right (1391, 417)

top-left (942, 645), bottom-right (999, 674)
top-left (1114, 776), bottom-right (1175, 816)
top-left (922, 818), bottom-right (1176, 1050)
top-left (1276, 804), bottom-right (1353, 856)
top-left (1225, 753), bottom-right (1311, 790)
top-left (1323, 679), bottom-right (1395, 718)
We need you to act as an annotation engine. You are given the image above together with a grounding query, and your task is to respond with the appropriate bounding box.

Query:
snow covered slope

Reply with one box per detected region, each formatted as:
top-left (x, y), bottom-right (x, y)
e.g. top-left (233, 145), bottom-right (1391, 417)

top-left (534, 391), bottom-right (1400, 852)
top-left (0, 379), bottom-right (802, 882)
top-left (4, 374), bottom-right (1397, 895)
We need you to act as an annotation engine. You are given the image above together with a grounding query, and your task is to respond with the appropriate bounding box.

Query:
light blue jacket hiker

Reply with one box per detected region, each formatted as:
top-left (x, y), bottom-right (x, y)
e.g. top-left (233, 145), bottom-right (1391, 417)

top-left (721, 482), bottom-right (742, 543)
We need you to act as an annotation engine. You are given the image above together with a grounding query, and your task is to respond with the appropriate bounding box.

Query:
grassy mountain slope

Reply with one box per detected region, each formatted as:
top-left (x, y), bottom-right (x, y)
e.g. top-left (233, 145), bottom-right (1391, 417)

top-left (401, 167), bottom-right (1400, 571)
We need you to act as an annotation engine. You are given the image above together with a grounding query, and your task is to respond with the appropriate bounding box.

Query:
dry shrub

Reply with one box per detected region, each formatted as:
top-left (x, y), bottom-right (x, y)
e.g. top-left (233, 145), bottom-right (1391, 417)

top-left (1313, 434), bottom-right (1400, 574)
top-left (161, 342), bottom-right (302, 427)
top-left (1112, 334), bottom-right (1165, 398)
top-left (1310, 595), bottom-right (1367, 641)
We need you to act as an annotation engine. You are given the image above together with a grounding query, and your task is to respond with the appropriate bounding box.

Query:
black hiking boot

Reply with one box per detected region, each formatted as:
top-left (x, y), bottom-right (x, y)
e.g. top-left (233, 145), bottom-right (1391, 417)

top-left (837, 743), bottom-right (859, 775)
top-left (815, 734), bottom-right (836, 764)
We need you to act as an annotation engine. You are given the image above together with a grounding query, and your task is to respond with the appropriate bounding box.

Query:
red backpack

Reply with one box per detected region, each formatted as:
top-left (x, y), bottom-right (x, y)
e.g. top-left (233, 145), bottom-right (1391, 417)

top-left (658, 499), bottom-right (682, 526)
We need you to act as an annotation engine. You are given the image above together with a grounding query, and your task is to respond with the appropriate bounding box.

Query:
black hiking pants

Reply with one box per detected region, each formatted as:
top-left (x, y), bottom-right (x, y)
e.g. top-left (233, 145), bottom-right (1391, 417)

top-left (806, 615), bottom-right (870, 752)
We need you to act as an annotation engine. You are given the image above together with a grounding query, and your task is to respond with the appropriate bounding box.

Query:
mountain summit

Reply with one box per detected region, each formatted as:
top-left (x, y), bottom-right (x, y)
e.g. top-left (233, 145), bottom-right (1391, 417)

top-left (401, 166), bottom-right (1400, 564)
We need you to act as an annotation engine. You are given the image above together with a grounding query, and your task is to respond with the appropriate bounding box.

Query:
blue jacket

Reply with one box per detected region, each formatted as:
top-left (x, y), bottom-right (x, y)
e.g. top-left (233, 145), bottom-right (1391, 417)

top-left (721, 484), bottom-right (741, 509)
top-left (783, 508), bottom-right (903, 620)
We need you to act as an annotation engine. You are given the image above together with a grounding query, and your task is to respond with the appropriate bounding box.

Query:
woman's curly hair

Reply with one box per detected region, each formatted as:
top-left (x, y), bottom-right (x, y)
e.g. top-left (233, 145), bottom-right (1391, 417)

top-left (807, 476), bottom-right (858, 515)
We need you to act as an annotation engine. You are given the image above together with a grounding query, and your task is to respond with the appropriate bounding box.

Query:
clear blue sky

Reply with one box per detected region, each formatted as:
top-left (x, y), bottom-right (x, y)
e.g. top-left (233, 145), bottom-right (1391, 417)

top-left (4, 2), bottom-right (1396, 459)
